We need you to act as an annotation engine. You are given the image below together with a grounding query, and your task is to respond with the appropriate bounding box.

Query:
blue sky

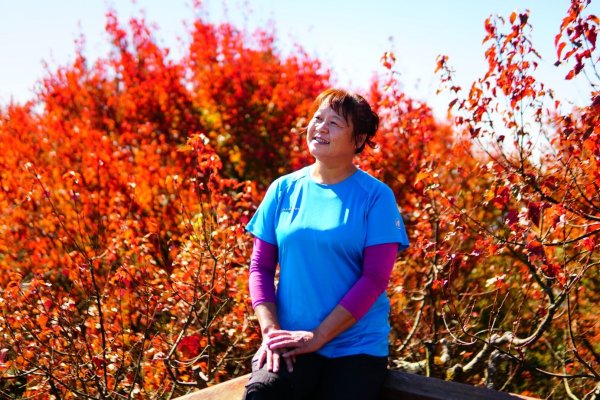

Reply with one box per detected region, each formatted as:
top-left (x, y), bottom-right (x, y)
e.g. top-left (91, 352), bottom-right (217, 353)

top-left (0, 0), bottom-right (594, 118)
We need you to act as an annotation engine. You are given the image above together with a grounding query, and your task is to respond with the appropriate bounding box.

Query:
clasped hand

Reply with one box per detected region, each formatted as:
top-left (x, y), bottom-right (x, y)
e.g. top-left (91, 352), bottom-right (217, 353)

top-left (256, 329), bottom-right (323, 373)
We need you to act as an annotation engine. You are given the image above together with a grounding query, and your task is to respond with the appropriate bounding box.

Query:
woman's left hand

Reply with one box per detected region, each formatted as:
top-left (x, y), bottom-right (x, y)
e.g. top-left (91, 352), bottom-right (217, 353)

top-left (265, 329), bottom-right (324, 358)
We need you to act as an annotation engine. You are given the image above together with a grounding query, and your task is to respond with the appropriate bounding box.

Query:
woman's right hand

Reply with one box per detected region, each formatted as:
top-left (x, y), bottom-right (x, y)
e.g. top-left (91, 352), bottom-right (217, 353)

top-left (252, 302), bottom-right (294, 372)
top-left (255, 339), bottom-right (295, 373)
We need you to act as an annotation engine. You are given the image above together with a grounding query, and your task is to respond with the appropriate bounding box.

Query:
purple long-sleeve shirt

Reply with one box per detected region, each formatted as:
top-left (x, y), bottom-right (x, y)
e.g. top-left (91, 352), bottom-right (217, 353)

top-left (249, 237), bottom-right (397, 320)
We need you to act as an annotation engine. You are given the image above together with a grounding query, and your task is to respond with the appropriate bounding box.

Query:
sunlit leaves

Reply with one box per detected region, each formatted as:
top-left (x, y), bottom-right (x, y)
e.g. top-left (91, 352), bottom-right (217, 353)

top-left (1, 1), bottom-right (598, 398)
top-left (554, 0), bottom-right (598, 80)
top-left (0, 5), bottom-right (322, 397)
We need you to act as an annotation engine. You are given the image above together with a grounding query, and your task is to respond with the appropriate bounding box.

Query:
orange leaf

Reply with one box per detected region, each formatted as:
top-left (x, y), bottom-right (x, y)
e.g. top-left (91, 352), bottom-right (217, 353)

top-left (37, 314), bottom-right (48, 329)
top-left (435, 55), bottom-right (447, 73)
top-left (557, 42), bottom-right (567, 60)
top-left (414, 171), bottom-right (431, 185)
top-left (554, 33), bottom-right (562, 47)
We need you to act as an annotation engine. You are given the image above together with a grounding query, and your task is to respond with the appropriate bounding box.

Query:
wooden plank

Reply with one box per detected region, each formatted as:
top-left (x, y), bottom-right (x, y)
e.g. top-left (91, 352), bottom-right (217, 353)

top-left (174, 370), bottom-right (539, 400)
top-left (380, 370), bottom-right (538, 400)
top-left (174, 374), bottom-right (248, 400)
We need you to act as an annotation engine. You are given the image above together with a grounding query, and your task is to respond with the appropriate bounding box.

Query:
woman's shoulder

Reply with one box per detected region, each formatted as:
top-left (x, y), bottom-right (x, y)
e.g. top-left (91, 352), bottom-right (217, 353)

top-left (269, 166), bottom-right (309, 191)
top-left (354, 169), bottom-right (393, 194)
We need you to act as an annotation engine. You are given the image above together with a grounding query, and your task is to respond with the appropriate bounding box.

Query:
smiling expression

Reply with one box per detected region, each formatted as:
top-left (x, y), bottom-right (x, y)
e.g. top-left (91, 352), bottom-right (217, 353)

top-left (306, 104), bottom-right (357, 163)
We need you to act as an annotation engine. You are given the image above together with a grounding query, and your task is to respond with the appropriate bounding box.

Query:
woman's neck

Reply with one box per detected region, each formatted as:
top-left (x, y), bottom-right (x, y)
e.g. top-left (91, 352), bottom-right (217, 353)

top-left (310, 161), bottom-right (357, 185)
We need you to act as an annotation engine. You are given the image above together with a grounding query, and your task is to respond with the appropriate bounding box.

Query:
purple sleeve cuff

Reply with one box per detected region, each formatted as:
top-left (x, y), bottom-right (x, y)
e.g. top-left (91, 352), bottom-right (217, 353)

top-left (339, 243), bottom-right (398, 320)
top-left (248, 237), bottom-right (278, 308)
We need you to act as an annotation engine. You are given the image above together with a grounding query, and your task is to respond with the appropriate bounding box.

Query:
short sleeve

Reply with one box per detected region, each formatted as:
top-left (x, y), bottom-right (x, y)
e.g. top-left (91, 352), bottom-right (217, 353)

top-left (246, 180), bottom-right (280, 245)
top-left (365, 185), bottom-right (409, 250)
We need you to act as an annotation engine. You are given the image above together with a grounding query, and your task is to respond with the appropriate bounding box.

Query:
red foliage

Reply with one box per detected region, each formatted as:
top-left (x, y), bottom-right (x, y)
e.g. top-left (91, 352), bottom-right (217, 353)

top-left (0, 8), bottom-right (327, 398)
top-left (185, 19), bottom-right (329, 185)
top-left (0, 1), bottom-right (598, 398)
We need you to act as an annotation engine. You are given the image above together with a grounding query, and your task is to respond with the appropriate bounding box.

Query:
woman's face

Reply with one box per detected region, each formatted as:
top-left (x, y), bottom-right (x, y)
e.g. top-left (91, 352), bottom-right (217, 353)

top-left (306, 103), bottom-right (356, 163)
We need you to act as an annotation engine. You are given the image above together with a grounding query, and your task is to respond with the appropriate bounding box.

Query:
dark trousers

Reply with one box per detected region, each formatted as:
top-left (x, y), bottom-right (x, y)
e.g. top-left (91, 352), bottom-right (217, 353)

top-left (242, 352), bottom-right (388, 400)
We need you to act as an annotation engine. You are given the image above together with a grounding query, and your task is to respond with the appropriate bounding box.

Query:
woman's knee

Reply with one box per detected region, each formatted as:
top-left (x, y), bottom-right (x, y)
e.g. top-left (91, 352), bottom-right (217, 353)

top-left (243, 368), bottom-right (292, 400)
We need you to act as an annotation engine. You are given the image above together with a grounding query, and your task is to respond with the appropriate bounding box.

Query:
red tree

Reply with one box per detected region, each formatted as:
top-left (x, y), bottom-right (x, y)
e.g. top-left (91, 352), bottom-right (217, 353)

top-left (0, 8), bottom-right (328, 398)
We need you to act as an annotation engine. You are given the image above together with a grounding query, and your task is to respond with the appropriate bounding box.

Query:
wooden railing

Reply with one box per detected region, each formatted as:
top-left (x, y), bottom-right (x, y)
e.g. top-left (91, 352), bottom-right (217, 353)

top-left (174, 370), bottom-right (540, 400)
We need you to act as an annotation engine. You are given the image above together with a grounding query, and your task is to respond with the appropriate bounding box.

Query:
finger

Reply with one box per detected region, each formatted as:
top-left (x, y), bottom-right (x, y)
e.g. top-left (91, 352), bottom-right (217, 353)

top-left (266, 335), bottom-right (298, 346)
top-left (284, 353), bottom-right (294, 373)
top-left (265, 330), bottom-right (291, 339)
top-left (283, 349), bottom-right (296, 358)
top-left (272, 351), bottom-right (280, 373)
top-left (257, 348), bottom-right (267, 368)
top-left (265, 330), bottom-right (282, 338)
top-left (266, 336), bottom-right (292, 347)
top-left (283, 347), bottom-right (307, 358)
top-left (269, 339), bottom-right (302, 350)
top-left (266, 349), bottom-right (273, 372)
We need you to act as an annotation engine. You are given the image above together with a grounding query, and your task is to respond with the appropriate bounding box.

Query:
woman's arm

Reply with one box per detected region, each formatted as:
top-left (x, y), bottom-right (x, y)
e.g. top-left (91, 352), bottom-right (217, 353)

top-left (249, 237), bottom-right (277, 307)
top-left (253, 302), bottom-right (292, 372)
top-left (266, 243), bottom-right (398, 361)
top-left (265, 304), bottom-right (356, 366)
top-left (339, 242), bottom-right (399, 320)
top-left (249, 238), bottom-right (294, 372)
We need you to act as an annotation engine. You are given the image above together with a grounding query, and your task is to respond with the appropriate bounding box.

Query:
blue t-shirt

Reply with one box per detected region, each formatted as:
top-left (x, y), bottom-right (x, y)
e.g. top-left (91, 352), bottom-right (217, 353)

top-left (246, 166), bottom-right (409, 357)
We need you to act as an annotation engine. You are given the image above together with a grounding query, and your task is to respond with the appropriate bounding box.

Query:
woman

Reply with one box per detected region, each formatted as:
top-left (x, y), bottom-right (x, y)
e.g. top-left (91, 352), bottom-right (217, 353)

top-left (243, 88), bottom-right (409, 400)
